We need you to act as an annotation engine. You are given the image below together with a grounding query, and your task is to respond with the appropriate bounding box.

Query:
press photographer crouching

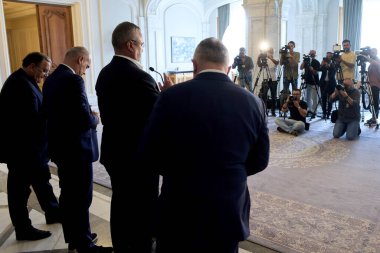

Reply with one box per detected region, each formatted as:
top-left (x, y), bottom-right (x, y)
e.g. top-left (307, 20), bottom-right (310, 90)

top-left (329, 78), bottom-right (361, 140)
top-left (275, 89), bottom-right (308, 136)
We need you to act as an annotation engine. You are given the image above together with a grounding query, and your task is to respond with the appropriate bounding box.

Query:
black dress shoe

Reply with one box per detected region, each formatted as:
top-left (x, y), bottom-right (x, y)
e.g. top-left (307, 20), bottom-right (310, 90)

top-left (16, 227), bottom-right (52, 241)
top-left (68, 233), bottom-right (98, 250)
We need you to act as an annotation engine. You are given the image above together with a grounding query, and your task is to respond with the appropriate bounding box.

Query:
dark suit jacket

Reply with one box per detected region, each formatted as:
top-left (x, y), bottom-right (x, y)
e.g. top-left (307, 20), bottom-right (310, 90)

top-left (319, 63), bottom-right (337, 94)
top-left (95, 56), bottom-right (159, 175)
top-left (138, 72), bottom-right (270, 242)
top-left (42, 64), bottom-right (99, 163)
top-left (0, 68), bottom-right (48, 164)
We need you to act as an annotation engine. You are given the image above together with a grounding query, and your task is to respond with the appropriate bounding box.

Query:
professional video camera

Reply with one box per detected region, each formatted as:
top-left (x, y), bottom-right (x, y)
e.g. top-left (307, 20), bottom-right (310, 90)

top-left (233, 56), bottom-right (243, 67)
top-left (356, 46), bottom-right (371, 66)
top-left (279, 45), bottom-right (290, 56)
top-left (258, 51), bottom-right (268, 66)
top-left (303, 54), bottom-right (311, 65)
top-left (332, 44), bottom-right (344, 61)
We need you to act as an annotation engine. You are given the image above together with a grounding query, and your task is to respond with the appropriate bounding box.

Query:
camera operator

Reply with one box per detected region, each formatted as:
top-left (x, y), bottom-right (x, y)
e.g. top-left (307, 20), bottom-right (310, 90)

top-left (363, 48), bottom-right (380, 124)
top-left (275, 88), bottom-right (307, 136)
top-left (257, 47), bottom-right (279, 116)
top-left (319, 52), bottom-right (337, 119)
top-left (335, 39), bottom-right (356, 83)
top-left (329, 78), bottom-right (360, 140)
top-left (300, 50), bottom-right (320, 118)
top-left (232, 47), bottom-right (254, 91)
top-left (280, 41), bottom-right (300, 93)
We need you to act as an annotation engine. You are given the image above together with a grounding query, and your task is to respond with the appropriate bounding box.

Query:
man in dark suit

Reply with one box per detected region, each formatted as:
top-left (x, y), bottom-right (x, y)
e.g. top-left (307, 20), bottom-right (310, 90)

top-left (96, 21), bottom-right (171, 253)
top-left (0, 52), bottom-right (60, 240)
top-left (43, 47), bottom-right (112, 253)
top-left (319, 52), bottom-right (337, 119)
top-left (138, 37), bottom-right (270, 253)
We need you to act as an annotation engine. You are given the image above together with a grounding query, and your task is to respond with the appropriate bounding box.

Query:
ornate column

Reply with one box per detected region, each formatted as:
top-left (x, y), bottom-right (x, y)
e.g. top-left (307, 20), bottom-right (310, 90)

top-left (243, 0), bottom-right (282, 60)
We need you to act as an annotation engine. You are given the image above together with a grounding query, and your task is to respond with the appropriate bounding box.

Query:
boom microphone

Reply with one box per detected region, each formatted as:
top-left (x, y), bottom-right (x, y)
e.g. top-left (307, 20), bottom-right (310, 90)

top-left (149, 67), bottom-right (164, 84)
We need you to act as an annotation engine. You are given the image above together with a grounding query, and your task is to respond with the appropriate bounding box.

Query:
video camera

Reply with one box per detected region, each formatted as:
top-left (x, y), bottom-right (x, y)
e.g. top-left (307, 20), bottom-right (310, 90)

top-left (332, 44), bottom-right (345, 60)
top-left (258, 51), bottom-right (268, 66)
top-left (356, 46), bottom-right (371, 66)
top-left (233, 56), bottom-right (243, 67)
top-left (303, 54), bottom-right (311, 65)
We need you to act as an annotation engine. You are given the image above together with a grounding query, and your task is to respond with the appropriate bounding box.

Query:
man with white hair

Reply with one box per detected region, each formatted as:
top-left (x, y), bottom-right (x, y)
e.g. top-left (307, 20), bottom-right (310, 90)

top-left (138, 37), bottom-right (269, 253)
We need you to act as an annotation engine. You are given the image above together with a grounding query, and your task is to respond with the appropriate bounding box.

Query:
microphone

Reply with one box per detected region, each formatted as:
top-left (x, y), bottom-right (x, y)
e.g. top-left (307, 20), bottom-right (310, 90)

top-left (149, 67), bottom-right (164, 84)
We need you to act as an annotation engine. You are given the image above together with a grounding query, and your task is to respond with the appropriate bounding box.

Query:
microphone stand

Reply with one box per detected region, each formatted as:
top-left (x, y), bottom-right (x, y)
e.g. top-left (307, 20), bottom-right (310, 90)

top-left (149, 67), bottom-right (164, 84)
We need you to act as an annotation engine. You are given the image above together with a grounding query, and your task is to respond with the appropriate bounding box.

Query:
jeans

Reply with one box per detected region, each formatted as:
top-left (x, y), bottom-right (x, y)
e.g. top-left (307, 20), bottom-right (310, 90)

top-left (306, 84), bottom-right (318, 113)
top-left (333, 119), bottom-right (360, 140)
top-left (283, 78), bottom-right (298, 93)
top-left (275, 118), bottom-right (305, 133)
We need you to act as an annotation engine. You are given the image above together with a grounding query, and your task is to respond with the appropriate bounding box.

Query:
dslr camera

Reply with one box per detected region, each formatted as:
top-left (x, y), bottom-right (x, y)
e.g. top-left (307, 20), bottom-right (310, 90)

top-left (279, 45), bottom-right (289, 55)
top-left (336, 84), bottom-right (344, 91)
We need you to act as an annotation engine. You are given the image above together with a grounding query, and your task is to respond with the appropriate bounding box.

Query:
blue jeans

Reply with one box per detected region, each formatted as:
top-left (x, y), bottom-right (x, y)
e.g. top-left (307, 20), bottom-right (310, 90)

top-left (333, 119), bottom-right (360, 140)
top-left (275, 118), bottom-right (305, 133)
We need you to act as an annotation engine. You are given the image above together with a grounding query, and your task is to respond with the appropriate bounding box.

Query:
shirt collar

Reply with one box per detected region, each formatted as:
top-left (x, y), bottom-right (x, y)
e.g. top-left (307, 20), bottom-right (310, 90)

top-left (115, 55), bottom-right (143, 69)
top-left (198, 69), bottom-right (226, 75)
top-left (61, 63), bottom-right (75, 74)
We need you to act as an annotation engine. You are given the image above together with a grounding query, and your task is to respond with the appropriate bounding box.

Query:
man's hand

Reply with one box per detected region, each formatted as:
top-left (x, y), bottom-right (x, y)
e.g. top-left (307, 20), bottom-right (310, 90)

top-left (158, 73), bottom-right (174, 91)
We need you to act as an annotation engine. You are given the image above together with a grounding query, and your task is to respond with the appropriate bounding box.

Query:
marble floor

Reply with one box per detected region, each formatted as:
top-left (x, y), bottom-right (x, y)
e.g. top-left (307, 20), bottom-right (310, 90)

top-left (0, 164), bottom-right (277, 253)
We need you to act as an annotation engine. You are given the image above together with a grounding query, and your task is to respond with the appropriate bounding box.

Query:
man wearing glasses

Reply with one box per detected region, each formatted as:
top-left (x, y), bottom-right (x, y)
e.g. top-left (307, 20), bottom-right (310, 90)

top-left (96, 21), bottom-right (172, 253)
top-left (0, 52), bottom-right (60, 240)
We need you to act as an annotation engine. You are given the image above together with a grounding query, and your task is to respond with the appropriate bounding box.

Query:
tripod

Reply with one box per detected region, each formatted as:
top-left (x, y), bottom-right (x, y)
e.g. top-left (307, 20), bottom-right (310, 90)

top-left (358, 62), bottom-right (379, 129)
top-left (253, 59), bottom-right (273, 115)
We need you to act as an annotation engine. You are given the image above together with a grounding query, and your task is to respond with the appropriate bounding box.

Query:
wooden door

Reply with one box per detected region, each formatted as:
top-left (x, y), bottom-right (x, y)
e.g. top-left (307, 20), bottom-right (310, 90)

top-left (37, 4), bottom-right (73, 70)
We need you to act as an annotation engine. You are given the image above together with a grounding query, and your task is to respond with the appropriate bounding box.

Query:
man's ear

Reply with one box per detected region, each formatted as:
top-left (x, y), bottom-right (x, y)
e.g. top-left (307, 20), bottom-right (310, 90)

top-left (78, 56), bottom-right (84, 65)
top-left (192, 59), bottom-right (198, 75)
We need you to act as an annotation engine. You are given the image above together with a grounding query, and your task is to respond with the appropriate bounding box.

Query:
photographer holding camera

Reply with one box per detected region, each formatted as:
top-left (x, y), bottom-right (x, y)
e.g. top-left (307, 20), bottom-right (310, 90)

top-left (329, 78), bottom-right (361, 140)
top-left (335, 39), bottom-right (356, 83)
top-left (232, 47), bottom-right (254, 91)
top-left (300, 50), bottom-right (320, 118)
top-left (280, 41), bottom-right (300, 93)
top-left (363, 48), bottom-right (380, 124)
top-left (319, 52), bottom-right (337, 119)
top-left (275, 88), bottom-right (307, 136)
top-left (257, 47), bottom-right (279, 116)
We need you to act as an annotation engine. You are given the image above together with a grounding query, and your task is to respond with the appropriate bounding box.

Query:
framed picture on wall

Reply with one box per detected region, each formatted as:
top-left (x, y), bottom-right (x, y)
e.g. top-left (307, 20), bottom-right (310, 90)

top-left (171, 36), bottom-right (196, 63)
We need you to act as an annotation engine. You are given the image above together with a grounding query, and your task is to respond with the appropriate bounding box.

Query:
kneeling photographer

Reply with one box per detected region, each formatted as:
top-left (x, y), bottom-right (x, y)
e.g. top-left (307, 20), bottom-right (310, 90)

top-left (329, 78), bottom-right (361, 140)
top-left (275, 89), bottom-right (307, 136)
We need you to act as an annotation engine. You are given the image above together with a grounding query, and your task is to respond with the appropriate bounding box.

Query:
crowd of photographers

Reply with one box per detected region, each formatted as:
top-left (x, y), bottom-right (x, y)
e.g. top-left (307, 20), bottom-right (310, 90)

top-left (232, 39), bottom-right (380, 140)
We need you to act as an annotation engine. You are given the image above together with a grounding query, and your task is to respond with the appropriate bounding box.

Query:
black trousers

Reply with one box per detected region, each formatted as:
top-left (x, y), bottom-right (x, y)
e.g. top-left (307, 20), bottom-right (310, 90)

top-left (260, 80), bottom-right (278, 113)
top-left (106, 161), bottom-right (158, 253)
top-left (370, 85), bottom-right (379, 118)
top-left (55, 159), bottom-right (94, 250)
top-left (7, 161), bottom-right (59, 231)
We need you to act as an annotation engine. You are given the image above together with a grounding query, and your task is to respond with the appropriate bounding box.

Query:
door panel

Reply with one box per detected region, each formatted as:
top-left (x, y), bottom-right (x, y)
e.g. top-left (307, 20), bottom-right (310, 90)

top-left (37, 4), bottom-right (73, 69)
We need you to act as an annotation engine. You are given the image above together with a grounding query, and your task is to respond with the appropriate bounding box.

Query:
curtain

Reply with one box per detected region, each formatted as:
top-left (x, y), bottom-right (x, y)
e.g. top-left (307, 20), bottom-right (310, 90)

top-left (218, 4), bottom-right (230, 40)
top-left (343, 0), bottom-right (362, 50)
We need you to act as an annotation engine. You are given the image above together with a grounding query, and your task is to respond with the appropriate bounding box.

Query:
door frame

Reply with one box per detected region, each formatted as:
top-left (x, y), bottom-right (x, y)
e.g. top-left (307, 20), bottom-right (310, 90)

top-left (0, 0), bottom-right (86, 85)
